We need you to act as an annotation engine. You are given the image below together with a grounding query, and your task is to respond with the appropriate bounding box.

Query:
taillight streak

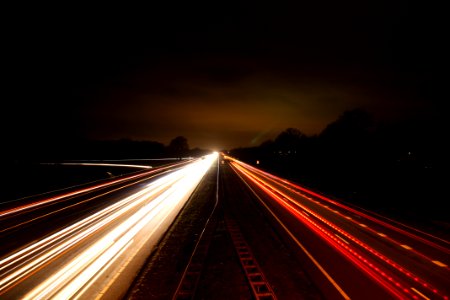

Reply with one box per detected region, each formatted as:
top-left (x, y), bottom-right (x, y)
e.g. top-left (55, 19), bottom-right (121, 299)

top-left (232, 161), bottom-right (448, 299)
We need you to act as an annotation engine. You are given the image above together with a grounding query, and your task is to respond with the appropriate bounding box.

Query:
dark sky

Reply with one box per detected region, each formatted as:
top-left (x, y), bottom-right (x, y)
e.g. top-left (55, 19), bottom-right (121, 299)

top-left (4, 1), bottom-right (445, 150)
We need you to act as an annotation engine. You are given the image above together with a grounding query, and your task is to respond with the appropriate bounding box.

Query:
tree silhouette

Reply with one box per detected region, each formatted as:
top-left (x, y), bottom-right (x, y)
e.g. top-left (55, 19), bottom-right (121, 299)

top-left (320, 108), bottom-right (373, 143)
top-left (168, 136), bottom-right (189, 157)
top-left (229, 107), bottom-right (447, 223)
top-left (274, 128), bottom-right (306, 154)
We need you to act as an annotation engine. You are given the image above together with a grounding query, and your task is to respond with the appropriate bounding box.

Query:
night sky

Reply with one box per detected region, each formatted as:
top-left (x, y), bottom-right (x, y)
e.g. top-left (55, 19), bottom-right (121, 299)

top-left (4, 2), bottom-right (445, 151)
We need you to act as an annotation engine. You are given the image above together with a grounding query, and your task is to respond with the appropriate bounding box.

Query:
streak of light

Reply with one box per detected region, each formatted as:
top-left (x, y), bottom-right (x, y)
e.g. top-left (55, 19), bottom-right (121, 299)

top-left (412, 287), bottom-right (431, 300)
top-left (232, 162), bottom-right (408, 298)
top-left (335, 234), bottom-right (350, 245)
top-left (60, 162), bottom-right (153, 169)
top-left (230, 159), bottom-right (448, 299)
top-left (228, 157), bottom-right (450, 254)
top-left (432, 261), bottom-right (447, 267)
top-left (0, 153), bottom-right (217, 299)
top-left (230, 164), bottom-right (351, 300)
top-left (0, 161), bottom-right (187, 218)
top-left (229, 157), bottom-right (450, 273)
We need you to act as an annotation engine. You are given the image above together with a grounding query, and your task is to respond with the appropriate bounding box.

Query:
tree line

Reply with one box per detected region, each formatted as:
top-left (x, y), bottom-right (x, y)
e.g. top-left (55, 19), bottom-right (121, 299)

top-left (229, 109), bottom-right (446, 223)
top-left (7, 135), bottom-right (209, 162)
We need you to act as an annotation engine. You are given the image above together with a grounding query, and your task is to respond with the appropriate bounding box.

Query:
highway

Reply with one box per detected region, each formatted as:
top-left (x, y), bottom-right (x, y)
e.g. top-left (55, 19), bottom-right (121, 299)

top-left (0, 153), bottom-right (218, 299)
top-left (1, 152), bottom-right (448, 299)
top-left (226, 156), bottom-right (449, 300)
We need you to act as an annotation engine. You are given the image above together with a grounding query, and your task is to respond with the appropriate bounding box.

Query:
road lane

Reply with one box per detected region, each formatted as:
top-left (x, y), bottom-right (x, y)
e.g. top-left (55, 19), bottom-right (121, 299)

top-left (0, 154), bottom-right (217, 299)
top-left (0, 160), bottom-right (195, 258)
top-left (227, 156), bottom-right (449, 300)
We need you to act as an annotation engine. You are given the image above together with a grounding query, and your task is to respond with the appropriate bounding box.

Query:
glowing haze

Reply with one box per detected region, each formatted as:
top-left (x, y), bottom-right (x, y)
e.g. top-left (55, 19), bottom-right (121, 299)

top-left (4, 2), bottom-right (443, 151)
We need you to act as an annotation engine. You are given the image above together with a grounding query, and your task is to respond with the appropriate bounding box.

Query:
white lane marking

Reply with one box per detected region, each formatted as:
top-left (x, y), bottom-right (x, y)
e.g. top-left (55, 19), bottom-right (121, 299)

top-left (401, 245), bottom-right (412, 250)
top-left (377, 232), bottom-right (387, 237)
top-left (233, 169), bottom-right (351, 300)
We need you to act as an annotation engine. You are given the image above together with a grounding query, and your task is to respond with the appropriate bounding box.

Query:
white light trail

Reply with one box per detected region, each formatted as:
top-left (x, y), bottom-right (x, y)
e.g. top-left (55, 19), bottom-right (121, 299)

top-left (60, 162), bottom-right (153, 169)
top-left (0, 153), bottom-right (217, 299)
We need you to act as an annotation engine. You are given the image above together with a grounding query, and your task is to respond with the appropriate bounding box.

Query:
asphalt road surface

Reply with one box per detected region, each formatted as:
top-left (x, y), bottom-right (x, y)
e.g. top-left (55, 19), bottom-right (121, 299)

top-left (0, 155), bottom-right (216, 299)
top-left (1, 154), bottom-right (448, 299)
top-left (226, 156), bottom-right (449, 299)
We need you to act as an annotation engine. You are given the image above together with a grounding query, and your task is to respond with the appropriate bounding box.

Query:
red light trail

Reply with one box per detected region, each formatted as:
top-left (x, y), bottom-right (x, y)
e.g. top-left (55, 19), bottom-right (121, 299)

top-left (228, 156), bottom-right (449, 300)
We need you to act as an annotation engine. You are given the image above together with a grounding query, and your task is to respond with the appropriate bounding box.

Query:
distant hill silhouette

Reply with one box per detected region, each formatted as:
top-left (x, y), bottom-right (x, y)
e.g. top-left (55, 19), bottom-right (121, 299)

top-left (229, 108), bottom-right (446, 225)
